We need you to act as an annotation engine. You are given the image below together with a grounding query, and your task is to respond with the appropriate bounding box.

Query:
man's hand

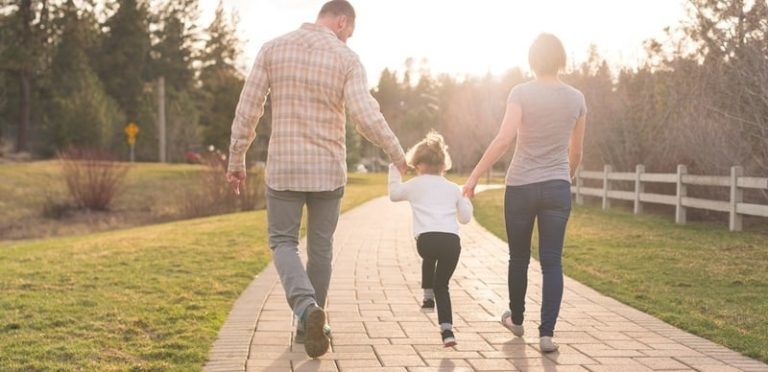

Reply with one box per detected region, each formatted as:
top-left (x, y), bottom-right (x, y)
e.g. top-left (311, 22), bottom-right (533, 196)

top-left (395, 160), bottom-right (408, 176)
top-left (463, 176), bottom-right (479, 198)
top-left (226, 170), bottom-right (246, 195)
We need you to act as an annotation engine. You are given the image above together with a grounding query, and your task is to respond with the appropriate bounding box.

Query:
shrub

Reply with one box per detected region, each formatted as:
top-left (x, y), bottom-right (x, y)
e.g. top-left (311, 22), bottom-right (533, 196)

top-left (181, 155), bottom-right (266, 219)
top-left (58, 149), bottom-right (130, 211)
top-left (41, 195), bottom-right (74, 220)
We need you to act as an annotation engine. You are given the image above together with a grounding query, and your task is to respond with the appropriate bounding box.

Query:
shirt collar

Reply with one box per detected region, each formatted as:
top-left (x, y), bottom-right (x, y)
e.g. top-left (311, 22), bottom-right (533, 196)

top-left (301, 23), bottom-right (337, 38)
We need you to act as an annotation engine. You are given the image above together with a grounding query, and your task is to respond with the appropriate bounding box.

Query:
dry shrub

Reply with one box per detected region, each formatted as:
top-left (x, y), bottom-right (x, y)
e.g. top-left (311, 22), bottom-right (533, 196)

top-left (58, 148), bottom-right (130, 211)
top-left (181, 154), bottom-right (266, 219)
top-left (41, 195), bottom-right (74, 219)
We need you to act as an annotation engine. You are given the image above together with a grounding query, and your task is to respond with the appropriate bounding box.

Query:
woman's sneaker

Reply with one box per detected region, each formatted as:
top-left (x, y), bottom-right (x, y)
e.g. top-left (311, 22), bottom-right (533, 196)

top-left (501, 310), bottom-right (524, 337)
top-left (421, 298), bottom-right (435, 309)
top-left (540, 336), bottom-right (559, 353)
top-left (441, 329), bottom-right (457, 347)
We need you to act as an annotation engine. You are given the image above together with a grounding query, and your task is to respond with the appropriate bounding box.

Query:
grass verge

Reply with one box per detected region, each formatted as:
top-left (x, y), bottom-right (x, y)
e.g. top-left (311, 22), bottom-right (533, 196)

top-left (473, 189), bottom-right (768, 363)
top-left (0, 173), bottom-right (388, 371)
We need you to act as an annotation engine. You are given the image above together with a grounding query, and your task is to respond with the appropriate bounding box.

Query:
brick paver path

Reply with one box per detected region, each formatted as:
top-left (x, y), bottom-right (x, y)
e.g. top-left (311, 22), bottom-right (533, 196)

top-left (204, 196), bottom-right (768, 372)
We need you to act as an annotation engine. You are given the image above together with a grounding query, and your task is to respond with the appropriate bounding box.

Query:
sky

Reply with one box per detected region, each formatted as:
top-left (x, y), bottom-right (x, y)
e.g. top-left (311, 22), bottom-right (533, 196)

top-left (197, 0), bottom-right (689, 83)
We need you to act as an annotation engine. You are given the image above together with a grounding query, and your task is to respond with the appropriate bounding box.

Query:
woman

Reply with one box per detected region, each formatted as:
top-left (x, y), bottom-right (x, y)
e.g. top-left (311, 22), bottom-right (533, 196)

top-left (463, 33), bottom-right (587, 353)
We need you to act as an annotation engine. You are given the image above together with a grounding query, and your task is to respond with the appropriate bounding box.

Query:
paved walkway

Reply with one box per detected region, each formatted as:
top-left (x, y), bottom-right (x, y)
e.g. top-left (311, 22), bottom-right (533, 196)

top-left (204, 196), bottom-right (768, 372)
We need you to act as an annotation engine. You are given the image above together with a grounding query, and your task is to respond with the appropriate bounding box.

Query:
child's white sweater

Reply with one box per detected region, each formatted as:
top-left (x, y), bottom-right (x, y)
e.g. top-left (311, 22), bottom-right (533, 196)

top-left (388, 164), bottom-right (473, 238)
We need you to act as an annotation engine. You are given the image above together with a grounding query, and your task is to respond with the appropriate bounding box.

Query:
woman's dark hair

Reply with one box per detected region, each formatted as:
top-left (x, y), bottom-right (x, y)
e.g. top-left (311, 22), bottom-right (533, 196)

top-left (528, 33), bottom-right (566, 76)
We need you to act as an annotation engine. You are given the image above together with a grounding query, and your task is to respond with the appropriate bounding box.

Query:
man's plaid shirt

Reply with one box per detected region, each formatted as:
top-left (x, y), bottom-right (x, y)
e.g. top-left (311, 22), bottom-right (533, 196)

top-left (228, 23), bottom-right (405, 192)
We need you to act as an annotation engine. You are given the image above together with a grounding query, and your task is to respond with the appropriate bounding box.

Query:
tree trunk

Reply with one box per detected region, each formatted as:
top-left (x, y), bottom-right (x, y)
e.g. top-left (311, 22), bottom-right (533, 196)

top-left (15, 0), bottom-right (33, 153)
top-left (16, 70), bottom-right (31, 152)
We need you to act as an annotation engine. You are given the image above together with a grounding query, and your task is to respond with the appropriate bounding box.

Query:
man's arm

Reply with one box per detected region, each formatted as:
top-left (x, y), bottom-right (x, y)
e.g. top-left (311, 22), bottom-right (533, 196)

top-left (227, 44), bottom-right (271, 174)
top-left (344, 58), bottom-right (406, 171)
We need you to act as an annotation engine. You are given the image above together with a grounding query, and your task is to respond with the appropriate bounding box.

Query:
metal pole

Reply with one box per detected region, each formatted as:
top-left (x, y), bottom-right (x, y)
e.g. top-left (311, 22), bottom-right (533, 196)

top-left (158, 76), bottom-right (166, 163)
top-left (130, 143), bottom-right (135, 163)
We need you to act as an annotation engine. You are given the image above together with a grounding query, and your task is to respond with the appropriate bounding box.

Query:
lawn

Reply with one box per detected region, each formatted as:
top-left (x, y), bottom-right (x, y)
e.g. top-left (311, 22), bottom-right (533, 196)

top-left (473, 189), bottom-right (768, 363)
top-left (0, 161), bottom-right (205, 240)
top-left (0, 172), bottom-right (388, 371)
top-left (0, 161), bottom-right (493, 241)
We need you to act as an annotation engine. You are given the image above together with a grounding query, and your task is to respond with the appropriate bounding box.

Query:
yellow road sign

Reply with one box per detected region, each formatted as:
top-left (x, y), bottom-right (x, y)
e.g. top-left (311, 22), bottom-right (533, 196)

top-left (125, 122), bottom-right (139, 145)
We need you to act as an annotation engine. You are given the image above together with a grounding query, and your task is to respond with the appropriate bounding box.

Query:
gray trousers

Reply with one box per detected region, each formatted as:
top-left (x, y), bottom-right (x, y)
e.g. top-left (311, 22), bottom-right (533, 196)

top-left (266, 186), bottom-right (343, 319)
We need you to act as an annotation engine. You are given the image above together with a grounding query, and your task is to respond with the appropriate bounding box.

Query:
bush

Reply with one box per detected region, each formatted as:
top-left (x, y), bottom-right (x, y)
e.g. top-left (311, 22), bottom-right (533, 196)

top-left (41, 195), bottom-right (74, 220)
top-left (181, 155), bottom-right (265, 219)
top-left (59, 149), bottom-right (130, 211)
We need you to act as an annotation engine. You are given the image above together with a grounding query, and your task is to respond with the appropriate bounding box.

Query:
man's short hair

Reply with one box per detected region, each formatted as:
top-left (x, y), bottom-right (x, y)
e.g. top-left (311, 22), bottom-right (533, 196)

top-left (318, 0), bottom-right (356, 21)
top-left (528, 33), bottom-right (566, 76)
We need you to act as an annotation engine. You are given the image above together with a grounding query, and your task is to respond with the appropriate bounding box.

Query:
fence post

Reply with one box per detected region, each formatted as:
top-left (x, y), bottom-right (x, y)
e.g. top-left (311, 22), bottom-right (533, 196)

top-left (602, 165), bottom-right (612, 210)
top-left (576, 166), bottom-right (583, 205)
top-left (675, 164), bottom-right (687, 224)
top-left (634, 164), bottom-right (644, 215)
top-left (730, 166), bottom-right (743, 232)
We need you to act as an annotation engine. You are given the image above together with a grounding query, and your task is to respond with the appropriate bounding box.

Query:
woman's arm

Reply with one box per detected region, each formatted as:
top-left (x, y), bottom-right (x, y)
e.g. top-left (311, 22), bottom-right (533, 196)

top-left (462, 102), bottom-right (522, 197)
top-left (569, 115), bottom-right (587, 178)
top-left (388, 164), bottom-right (408, 202)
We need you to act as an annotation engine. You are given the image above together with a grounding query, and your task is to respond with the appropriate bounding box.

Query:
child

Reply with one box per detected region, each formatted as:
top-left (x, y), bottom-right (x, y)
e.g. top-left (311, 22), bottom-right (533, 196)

top-left (388, 130), bottom-right (473, 347)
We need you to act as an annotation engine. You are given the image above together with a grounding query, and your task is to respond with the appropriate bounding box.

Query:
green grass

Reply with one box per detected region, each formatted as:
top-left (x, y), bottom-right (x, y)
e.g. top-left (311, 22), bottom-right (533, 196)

top-left (473, 189), bottom-right (768, 363)
top-left (0, 173), bottom-right (388, 371)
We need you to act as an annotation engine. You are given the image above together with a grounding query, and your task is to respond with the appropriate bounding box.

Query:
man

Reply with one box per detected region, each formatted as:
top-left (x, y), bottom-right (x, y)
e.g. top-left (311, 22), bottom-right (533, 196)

top-left (225, 0), bottom-right (407, 359)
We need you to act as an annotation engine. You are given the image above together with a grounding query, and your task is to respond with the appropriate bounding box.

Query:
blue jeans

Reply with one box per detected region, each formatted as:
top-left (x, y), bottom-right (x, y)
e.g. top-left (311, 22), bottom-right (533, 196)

top-left (504, 180), bottom-right (571, 337)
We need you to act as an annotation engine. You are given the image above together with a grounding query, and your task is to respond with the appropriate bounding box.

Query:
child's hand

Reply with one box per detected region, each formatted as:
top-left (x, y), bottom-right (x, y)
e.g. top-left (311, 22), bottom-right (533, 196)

top-left (394, 160), bottom-right (408, 176)
top-left (463, 177), bottom-right (478, 198)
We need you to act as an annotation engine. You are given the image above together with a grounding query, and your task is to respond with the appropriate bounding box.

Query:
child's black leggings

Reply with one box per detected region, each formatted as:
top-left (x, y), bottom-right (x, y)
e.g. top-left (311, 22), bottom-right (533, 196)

top-left (417, 232), bottom-right (461, 325)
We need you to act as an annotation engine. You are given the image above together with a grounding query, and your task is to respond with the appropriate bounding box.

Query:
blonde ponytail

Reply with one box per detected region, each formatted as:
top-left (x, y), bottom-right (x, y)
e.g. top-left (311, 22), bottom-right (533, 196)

top-left (405, 130), bottom-right (452, 173)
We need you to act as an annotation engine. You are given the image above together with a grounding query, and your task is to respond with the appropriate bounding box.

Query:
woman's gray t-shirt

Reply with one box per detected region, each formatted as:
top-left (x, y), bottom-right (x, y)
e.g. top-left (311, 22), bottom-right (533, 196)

top-left (504, 81), bottom-right (587, 186)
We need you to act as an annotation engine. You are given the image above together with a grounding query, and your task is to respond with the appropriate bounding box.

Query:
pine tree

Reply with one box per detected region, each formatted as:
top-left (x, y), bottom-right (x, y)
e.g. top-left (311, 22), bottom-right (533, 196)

top-left (149, 0), bottom-right (201, 162)
top-left (0, 13), bottom-right (9, 146)
top-left (44, 0), bottom-right (123, 153)
top-left (197, 0), bottom-right (244, 152)
top-left (151, 0), bottom-right (198, 91)
top-left (98, 0), bottom-right (151, 122)
top-left (0, 0), bottom-right (51, 152)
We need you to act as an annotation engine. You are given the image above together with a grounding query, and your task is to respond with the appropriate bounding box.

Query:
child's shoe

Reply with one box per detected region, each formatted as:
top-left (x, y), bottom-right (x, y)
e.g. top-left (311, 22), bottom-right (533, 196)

top-left (421, 298), bottom-right (435, 309)
top-left (441, 329), bottom-right (457, 347)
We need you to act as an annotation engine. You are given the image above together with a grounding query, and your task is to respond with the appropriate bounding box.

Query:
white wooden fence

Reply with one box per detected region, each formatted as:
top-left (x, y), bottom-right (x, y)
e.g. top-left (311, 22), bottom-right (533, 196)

top-left (572, 165), bottom-right (768, 231)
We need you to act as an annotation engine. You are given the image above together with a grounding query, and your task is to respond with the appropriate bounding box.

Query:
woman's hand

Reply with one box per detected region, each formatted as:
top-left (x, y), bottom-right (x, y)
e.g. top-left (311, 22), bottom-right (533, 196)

top-left (463, 176), bottom-right (479, 198)
top-left (463, 102), bottom-right (521, 198)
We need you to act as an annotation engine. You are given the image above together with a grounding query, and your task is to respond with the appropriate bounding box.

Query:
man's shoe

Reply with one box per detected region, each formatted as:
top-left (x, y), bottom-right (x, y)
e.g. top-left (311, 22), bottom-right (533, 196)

top-left (302, 305), bottom-right (330, 358)
top-left (295, 324), bottom-right (330, 344)
top-left (294, 328), bottom-right (306, 344)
